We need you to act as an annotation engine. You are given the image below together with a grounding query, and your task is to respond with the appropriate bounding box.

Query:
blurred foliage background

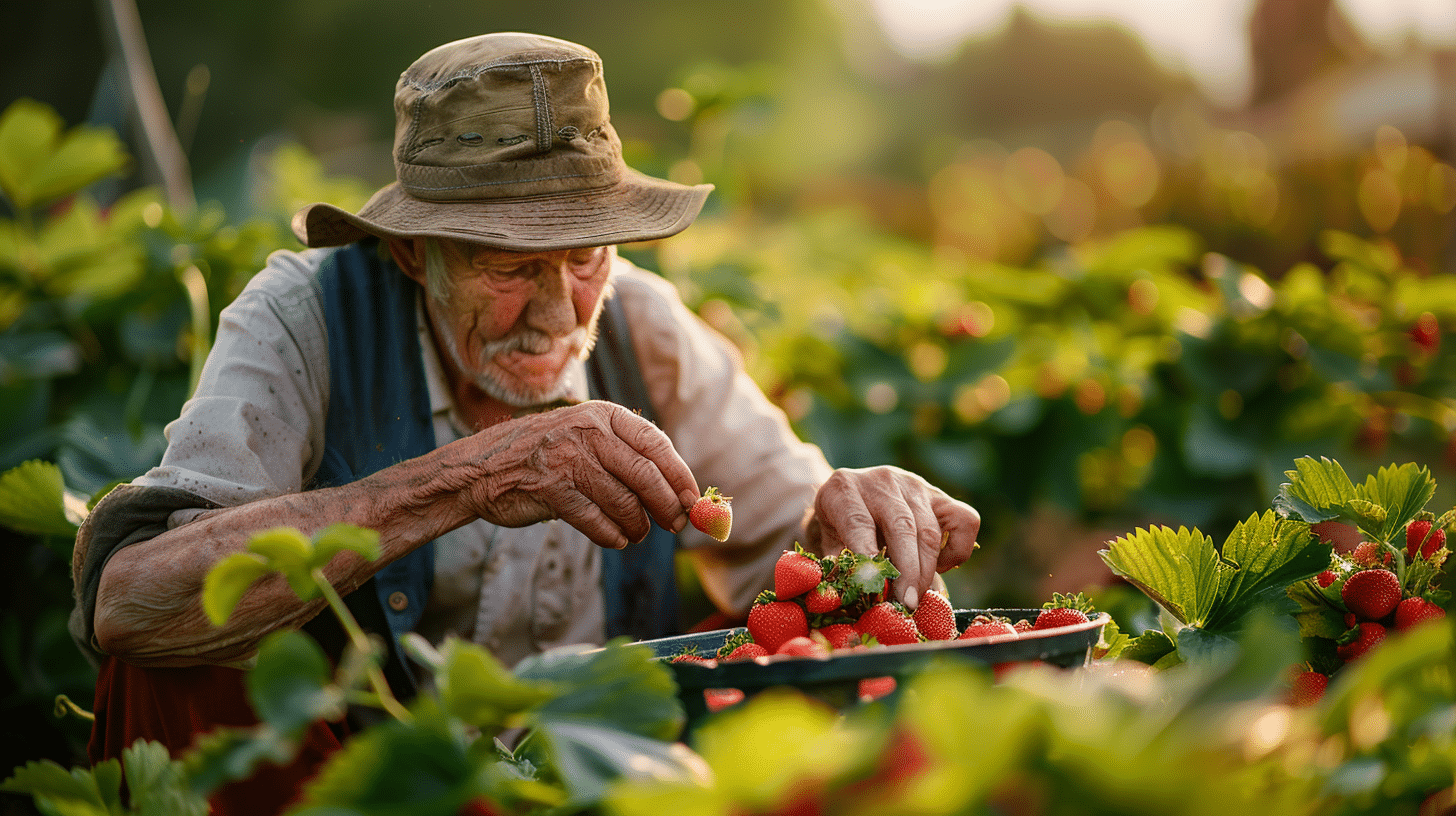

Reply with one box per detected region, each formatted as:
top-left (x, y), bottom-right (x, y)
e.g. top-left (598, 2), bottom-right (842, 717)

top-left (2, 0), bottom-right (1456, 785)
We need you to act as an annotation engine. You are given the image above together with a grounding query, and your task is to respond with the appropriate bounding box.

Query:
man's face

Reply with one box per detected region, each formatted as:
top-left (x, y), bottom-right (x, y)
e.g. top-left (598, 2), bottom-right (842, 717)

top-left (412, 238), bottom-right (613, 407)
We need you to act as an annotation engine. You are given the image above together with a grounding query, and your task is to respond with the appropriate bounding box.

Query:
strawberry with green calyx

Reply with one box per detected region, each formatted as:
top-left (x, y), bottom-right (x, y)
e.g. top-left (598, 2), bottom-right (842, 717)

top-left (670, 645), bottom-right (716, 666)
top-left (1289, 665), bottom-right (1328, 706)
top-left (1033, 592), bottom-right (1095, 630)
top-left (1012, 618), bottom-right (1034, 634)
top-left (773, 543), bottom-right (823, 599)
top-left (1350, 541), bottom-right (1392, 569)
top-left (912, 588), bottom-right (957, 640)
top-left (1336, 621), bottom-right (1387, 662)
top-left (804, 582), bottom-right (842, 614)
top-left (959, 614), bottom-right (1016, 640)
top-left (1315, 570), bottom-right (1338, 588)
top-left (855, 601), bottom-right (920, 645)
top-left (715, 629), bottom-right (756, 659)
top-left (1340, 568), bottom-right (1402, 621)
top-left (724, 641), bottom-right (769, 661)
top-left (1406, 518), bottom-right (1448, 562)
top-left (689, 486), bottom-right (733, 542)
top-left (1394, 596), bottom-right (1446, 631)
top-left (746, 590), bottom-right (809, 653)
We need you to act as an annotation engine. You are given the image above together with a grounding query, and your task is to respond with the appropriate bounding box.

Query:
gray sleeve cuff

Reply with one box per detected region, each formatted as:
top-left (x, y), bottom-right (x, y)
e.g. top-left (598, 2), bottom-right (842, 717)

top-left (69, 484), bottom-right (219, 662)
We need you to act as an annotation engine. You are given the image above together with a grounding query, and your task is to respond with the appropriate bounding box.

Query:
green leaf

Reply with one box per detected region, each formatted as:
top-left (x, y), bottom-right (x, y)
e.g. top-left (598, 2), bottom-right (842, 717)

top-left (121, 738), bottom-right (209, 816)
top-left (515, 642), bottom-right (683, 742)
top-left (0, 460), bottom-right (77, 537)
top-left (184, 726), bottom-right (299, 798)
top-left (1205, 511), bottom-right (1328, 631)
top-left (201, 552), bottom-right (273, 626)
top-left (1098, 525), bottom-right (1226, 627)
top-left (310, 523), bottom-right (382, 567)
top-left (28, 125), bottom-right (129, 207)
top-left (247, 630), bottom-right (344, 735)
top-left (1174, 627), bottom-right (1238, 667)
top-left (1273, 456), bottom-right (1357, 524)
top-left (1287, 580), bottom-right (1345, 639)
top-left (435, 638), bottom-right (555, 730)
top-left (246, 527), bottom-right (317, 599)
top-left (0, 756), bottom-right (117, 815)
top-left (0, 99), bottom-right (63, 209)
top-left (1118, 630), bottom-right (1176, 665)
top-left (1353, 463), bottom-right (1436, 543)
top-left (531, 720), bottom-right (702, 806)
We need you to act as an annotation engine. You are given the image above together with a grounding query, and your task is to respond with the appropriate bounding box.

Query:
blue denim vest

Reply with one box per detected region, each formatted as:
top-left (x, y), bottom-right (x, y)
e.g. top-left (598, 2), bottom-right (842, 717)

top-left (306, 240), bottom-right (678, 694)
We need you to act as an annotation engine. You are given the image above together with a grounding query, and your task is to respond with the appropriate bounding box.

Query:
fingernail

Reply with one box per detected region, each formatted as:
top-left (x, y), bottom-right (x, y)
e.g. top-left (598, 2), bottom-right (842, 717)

top-left (904, 586), bottom-right (918, 610)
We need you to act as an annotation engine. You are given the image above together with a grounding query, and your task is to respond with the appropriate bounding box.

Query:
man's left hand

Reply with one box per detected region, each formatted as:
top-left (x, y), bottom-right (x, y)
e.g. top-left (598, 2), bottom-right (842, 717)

top-left (802, 466), bottom-right (980, 610)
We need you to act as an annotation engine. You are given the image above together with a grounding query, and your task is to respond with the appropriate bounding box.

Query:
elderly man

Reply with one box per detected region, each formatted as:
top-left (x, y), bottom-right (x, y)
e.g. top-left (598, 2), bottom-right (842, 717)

top-left (71, 30), bottom-right (979, 814)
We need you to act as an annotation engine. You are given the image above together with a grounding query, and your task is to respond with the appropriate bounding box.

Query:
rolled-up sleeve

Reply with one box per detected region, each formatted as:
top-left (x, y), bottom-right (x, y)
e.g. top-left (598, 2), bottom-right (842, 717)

top-left (612, 262), bottom-right (832, 615)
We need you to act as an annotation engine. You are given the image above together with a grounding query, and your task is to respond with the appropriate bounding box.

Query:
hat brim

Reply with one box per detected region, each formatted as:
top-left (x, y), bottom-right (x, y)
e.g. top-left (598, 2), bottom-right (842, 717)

top-left (292, 169), bottom-right (712, 252)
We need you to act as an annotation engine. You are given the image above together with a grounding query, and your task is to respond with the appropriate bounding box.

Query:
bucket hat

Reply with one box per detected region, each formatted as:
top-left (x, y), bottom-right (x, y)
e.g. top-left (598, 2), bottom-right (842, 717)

top-left (292, 32), bottom-right (712, 251)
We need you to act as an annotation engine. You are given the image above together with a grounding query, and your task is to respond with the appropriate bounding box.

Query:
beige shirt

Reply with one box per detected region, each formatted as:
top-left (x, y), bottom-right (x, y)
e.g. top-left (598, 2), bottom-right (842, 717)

top-left (119, 246), bottom-right (831, 665)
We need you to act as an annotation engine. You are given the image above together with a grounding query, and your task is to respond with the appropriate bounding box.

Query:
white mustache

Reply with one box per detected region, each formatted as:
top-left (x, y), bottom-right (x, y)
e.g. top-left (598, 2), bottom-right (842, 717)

top-left (479, 326), bottom-right (589, 360)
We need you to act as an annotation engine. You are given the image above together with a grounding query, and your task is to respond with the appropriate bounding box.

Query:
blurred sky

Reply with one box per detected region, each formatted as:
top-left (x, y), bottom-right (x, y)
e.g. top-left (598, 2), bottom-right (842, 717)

top-left (869, 0), bottom-right (1456, 106)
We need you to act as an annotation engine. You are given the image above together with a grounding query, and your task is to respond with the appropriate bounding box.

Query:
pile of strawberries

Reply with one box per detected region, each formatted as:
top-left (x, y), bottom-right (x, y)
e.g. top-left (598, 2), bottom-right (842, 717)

top-left (1291, 518), bottom-right (1449, 705)
top-left (672, 545), bottom-right (1094, 665)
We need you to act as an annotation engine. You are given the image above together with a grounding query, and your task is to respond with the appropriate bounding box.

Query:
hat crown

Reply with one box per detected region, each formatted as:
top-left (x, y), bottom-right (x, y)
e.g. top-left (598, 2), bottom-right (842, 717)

top-left (391, 33), bottom-right (621, 202)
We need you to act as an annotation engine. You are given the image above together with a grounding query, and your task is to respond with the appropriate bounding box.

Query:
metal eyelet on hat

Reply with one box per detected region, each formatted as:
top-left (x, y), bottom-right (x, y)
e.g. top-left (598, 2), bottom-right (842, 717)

top-left (497, 134), bottom-right (529, 146)
top-left (457, 132), bottom-right (485, 145)
top-left (557, 125), bottom-right (580, 141)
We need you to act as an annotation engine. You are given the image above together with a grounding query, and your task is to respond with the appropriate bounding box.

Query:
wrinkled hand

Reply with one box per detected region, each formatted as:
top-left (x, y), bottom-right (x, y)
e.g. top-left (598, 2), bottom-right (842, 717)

top-left (803, 466), bottom-right (980, 610)
top-left (456, 401), bottom-right (699, 549)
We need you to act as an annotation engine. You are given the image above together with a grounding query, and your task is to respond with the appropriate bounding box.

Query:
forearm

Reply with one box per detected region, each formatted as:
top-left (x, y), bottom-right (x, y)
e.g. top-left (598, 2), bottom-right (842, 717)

top-left (93, 442), bottom-right (481, 666)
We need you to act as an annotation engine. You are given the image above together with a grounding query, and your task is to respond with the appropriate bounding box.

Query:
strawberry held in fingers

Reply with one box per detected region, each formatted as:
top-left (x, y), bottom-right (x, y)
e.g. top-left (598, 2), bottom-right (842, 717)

top-left (911, 588), bottom-right (958, 640)
top-left (689, 487), bottom-right (733, 542)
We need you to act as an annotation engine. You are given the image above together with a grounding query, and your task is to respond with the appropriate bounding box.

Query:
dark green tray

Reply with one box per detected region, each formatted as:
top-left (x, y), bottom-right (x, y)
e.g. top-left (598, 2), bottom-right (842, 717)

top-left (640, 609), bottom-right (1109, 731)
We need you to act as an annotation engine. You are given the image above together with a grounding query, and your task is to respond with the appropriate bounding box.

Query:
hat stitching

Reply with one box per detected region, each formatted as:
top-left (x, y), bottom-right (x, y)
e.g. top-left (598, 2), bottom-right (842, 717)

top-left (404, 170), bottom-right (613, 193)
top-left (401, 56), bottom-right (598, 93)
top-left (529, 63), bottom-right (552, 154)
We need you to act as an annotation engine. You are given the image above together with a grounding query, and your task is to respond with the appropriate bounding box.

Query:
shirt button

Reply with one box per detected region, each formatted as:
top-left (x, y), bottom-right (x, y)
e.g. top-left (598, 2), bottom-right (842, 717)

top-left (387, 591), bottom-right (409, 611)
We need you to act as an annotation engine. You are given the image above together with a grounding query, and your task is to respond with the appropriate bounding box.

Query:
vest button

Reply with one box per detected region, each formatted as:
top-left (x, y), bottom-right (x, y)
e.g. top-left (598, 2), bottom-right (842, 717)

top-left (387, 591), bottom-right (409, 612)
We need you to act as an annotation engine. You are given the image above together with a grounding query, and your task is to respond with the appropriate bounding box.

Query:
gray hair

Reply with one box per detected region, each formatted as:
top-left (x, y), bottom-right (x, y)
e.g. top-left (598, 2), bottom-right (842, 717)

top-left (422, 237), bottom-right (454, 304)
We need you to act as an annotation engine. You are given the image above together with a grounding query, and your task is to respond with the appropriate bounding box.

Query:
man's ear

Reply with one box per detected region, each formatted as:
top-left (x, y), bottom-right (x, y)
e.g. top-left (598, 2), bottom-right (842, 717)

top-left (387, 237), bottom-right (427, 287)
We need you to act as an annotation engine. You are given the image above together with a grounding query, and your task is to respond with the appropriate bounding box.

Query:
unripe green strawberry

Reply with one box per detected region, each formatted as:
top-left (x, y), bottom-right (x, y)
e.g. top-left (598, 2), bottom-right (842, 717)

top-left (1394, 596), bottom-right (1446, 631)
top-left (912, 589), bottom-right (958, 640)
top-left (774, 547), bottom-right (822, 599)
top-left (1341, 568), bottom-right (1401, 621)
top-left (1406, 520), bottom-right (1446, 561)
top-left (747, 597), bottom-right (808, 653)
top-left (689, 487), bottom-right (733, 542)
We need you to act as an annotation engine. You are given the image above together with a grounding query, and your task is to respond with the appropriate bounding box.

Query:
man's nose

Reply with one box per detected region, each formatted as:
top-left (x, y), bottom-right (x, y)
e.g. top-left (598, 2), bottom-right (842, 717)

top-left (523, 260), bottom-right (577, 334)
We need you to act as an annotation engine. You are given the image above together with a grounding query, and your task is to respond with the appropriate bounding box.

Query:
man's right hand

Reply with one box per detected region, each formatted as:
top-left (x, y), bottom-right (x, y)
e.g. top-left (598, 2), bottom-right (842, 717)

top-left (453, 400), bottom-right (700, 548)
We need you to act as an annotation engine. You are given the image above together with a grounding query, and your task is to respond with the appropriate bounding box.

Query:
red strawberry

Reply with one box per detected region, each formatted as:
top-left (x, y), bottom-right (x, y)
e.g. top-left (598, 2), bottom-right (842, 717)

top-left (703, 688), bottom-right (745, 712)
top-left (912, 589), bottom-right (958, 640)
top-left (458, 797), bottom-right (508, 816)
top-left (1012, 618), bottom-right (1034, 634)
top-left (1290, 670), bottom-right (1328, 706)
top-left (1341, 568), bottom-right (1402, 621)
top-left (723, 641), bottom-right (770, 661)
top-left (813, 623), bottom-right (859, 650)
top-left (1406, 520), bottom-right (1447, 561)
top-left (1315, 570), bottom-right (1338, 588)
top-left (1344, 611), bottom-right (1358, 629)
top-left (959, 614), bottom-right (1017, 640)
top-left (747, 598), bottom-right (809, 653)
top-left (1350, 541), bottom-right (1390, 568)
top-left (855, 602), bottom-right (920, 646)
top-left (670, 651), bottom-right (716, 667)
top-left (1409, 312), bottom-right (1440, 355)
top-left (804, 582), bottom-right (842, 614)
top-left (1033, 607), bottom-right (1090, 630)
top-left (775, 635), bottom-right (830, 658)
top-left (1394, 596), bottom-right (1446, 631)
top-left (1336, 621), bottom-right (1387, 662)
top-left (689, 487), bottom-right (733, 542)
top-left (857, 676), bottom-right (897, 701)
top-left (774, 548), bottom-right (823, 599)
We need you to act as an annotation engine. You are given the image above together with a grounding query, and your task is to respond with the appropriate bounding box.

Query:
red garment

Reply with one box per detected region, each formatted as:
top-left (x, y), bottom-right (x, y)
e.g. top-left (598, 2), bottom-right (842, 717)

top-left (89, 657), bottom-right (343, 816)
